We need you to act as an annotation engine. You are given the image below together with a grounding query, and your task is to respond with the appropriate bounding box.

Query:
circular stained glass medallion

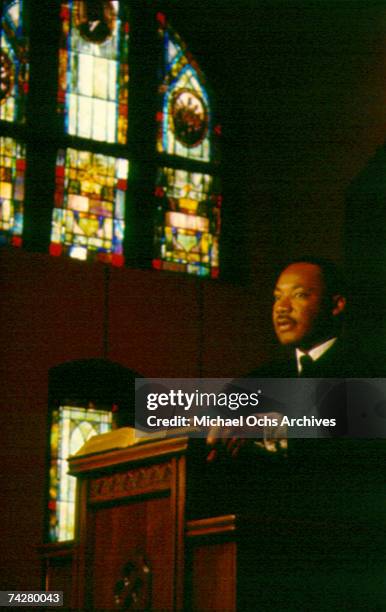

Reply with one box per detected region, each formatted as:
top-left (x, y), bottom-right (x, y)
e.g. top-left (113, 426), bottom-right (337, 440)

top-left (170, 89), bottom-right (208, 148)
top-left (75, 0), bottom-right (116, 44)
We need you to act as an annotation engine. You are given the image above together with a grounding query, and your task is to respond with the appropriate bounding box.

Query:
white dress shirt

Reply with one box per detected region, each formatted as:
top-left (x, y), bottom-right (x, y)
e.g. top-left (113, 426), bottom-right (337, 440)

top-left (296, 337), bottom-right (337, 374)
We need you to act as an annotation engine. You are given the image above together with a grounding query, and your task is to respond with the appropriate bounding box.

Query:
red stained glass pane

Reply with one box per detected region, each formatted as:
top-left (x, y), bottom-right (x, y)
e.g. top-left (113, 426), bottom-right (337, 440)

top-left (49, 243), bottom-right (63, 256)
top-left (112, 253), bottom-right (124, 267)
top-left (11, 235), bottom-right (22, 247)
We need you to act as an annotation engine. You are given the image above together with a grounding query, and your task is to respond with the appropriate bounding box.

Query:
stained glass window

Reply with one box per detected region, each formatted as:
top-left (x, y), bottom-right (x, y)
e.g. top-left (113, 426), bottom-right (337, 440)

top-left (48, 405), bottom-right (112, 542)
top-left (154, 13), bottom-right (221, 277)
top-left (156, 14), bottom-right (213, 163)
top-left (50, 148), bottom-right (128, 265)
top-left (0, 0), bottom-right (29, 123)
top-left (58, 0), bottom-right (129, 144)
top-left (1, 4), bottom-right (222, 275)
top-left (0, 137), bottom-right (25, 246)
top-left (153, 167), bottom-right (221, 277)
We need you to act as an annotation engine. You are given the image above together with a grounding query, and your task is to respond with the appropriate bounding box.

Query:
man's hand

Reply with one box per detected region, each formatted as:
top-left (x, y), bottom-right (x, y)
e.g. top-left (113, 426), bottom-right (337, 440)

top-left (206, 413), bottom-right (287, 462)
top-left (206, 428), bottom-right (249, 462)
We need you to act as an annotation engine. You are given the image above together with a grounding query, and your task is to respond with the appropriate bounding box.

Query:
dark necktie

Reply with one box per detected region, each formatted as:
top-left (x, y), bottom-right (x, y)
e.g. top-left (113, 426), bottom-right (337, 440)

top-left (299, 354), bottom-right (315, 377)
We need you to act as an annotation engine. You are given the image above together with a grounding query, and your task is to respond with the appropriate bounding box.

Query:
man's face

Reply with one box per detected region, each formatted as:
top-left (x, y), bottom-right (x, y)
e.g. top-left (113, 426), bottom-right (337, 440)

top-left (272, 262), bottom-right (334, 349)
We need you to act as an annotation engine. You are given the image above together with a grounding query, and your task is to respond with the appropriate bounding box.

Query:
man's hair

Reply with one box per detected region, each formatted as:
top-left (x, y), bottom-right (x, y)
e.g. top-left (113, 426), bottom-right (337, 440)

top-left (280, 256), bottom-right (347, 298)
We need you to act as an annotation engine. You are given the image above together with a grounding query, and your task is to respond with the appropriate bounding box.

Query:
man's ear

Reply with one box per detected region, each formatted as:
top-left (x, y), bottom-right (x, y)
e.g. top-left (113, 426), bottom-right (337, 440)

top-left (332, 294), bottom-right (346, 316)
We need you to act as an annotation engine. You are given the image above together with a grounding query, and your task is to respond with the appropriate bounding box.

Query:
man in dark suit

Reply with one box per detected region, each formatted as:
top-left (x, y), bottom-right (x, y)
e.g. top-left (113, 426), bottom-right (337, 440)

top-left (203, 258), bottom-right (386, 609)
top-left (205, 258), bottom-right (386, 609)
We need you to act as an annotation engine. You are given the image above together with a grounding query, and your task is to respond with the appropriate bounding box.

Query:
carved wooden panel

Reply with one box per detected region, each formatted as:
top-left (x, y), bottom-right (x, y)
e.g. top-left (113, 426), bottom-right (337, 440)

top-left (114, 551), bottom-right (152, 610)
top-left (89, 497), bottom-right (175, 610)
top-left (89, 462), bottom-right (172, 503)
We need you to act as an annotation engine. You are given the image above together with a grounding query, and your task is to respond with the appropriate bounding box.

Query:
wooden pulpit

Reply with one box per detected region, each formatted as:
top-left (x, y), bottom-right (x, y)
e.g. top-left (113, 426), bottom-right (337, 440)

top-left (69, 436), bottom-right (241, 611)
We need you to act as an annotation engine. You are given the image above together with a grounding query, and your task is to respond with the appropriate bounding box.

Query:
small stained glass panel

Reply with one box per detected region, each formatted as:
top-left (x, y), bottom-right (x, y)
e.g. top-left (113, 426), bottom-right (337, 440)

top-left (157, 15), bottom-right (214, 163)
top-left (49, 405), bottom-right (112, 542)
top-left (50, 148), bottom-right (128, 266)
top-left (0, 0), bottom-right (29, 122)
top-left (153, 167), bottom-right (221, 277)
top-left (58, 0), bottom-right (129, 144)
top-left (0, 137), bottom-right (25, 246)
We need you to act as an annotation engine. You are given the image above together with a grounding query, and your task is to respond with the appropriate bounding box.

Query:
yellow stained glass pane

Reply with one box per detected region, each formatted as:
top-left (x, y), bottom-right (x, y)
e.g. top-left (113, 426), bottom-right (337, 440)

top-left (50, 148), bottom-right (128, 266)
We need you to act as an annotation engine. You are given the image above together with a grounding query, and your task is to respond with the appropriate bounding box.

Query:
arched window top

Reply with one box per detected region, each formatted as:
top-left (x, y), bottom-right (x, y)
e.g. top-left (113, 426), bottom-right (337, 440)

top-left (156, 13), bottom-right (215, 163)
top-left (49, 358), bottom-right (138, 413)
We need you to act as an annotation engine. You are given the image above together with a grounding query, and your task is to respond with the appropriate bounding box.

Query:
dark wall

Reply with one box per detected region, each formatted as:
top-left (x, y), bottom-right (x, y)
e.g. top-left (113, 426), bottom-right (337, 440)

top-left (170, 0), bottom-right (386, 271)
top-left (2, 0), bottom-right (386, 590)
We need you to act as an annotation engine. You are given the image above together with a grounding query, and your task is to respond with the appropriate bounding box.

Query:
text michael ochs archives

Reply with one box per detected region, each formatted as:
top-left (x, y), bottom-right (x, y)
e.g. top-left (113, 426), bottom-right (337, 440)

top-left (145, 413), bottom-right (336, 429)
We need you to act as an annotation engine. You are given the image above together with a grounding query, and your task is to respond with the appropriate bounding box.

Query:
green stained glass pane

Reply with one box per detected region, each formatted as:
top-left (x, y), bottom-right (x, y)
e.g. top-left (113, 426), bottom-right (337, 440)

top-left (156, 15), bottom-right (214, 163)
top-left (49, 405), bottom-right (112, 542)
top-left (153, 167), bottom-right (221, 277)
top-left (50, 148), bottom-right (128, 266)
top-left (0, 137), bottom-right (25, 246)
top-left (58, 1), bottom-right (129, 144)
top-left (0, 0), bottom-right (29, 123)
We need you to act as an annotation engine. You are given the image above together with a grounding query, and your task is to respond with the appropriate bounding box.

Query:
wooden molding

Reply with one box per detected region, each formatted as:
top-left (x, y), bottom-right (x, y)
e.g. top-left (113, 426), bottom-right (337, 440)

top-left (186, 515), bottom-right (237, 538)
top-left (89, 461), bottom-right (173, 502)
